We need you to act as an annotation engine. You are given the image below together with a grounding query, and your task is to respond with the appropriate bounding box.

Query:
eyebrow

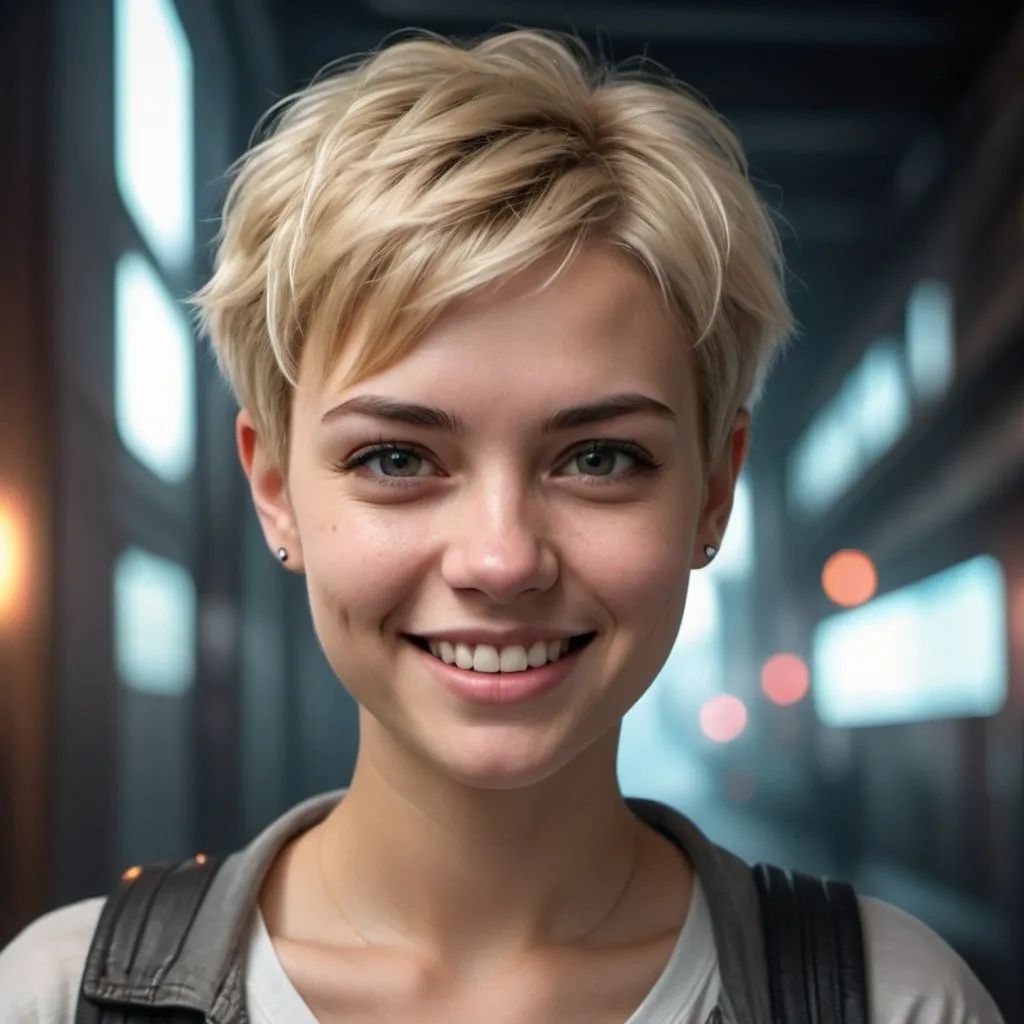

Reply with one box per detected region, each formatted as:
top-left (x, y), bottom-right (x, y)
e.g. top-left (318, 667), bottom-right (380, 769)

top-left (320, 392), bottom-right (676, 433)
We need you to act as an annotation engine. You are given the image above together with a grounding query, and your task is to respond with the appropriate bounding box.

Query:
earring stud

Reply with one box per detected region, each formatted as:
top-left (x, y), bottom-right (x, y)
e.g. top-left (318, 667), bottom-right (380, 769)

top-left (703, 543), bottom-right (718, 561)
top-left (276, 546), bottom-right (289, 564)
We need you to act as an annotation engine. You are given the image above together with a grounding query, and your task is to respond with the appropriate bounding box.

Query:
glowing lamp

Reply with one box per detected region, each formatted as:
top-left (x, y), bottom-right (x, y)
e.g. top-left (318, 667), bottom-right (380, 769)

top-left (761, 653), bottom-right (810, 706)
top-left (700, 694), bottom-right (748, 743)
top-left (0, 498), bottom-right (28, 626)
top-left (822, 549), bottom-right (877, 608)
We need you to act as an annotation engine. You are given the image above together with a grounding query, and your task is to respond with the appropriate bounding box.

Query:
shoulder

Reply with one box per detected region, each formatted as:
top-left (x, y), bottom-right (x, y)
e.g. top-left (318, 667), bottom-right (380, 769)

top-left (859, 895), bottom-right (1005, 1023)
top-left (0, 897), bottom-right (105, 1023)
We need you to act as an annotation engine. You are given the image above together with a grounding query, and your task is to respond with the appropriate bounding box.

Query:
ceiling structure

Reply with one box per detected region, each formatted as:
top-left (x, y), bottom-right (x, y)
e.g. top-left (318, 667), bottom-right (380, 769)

top-left (259, 0), bottom-right (1022, 450)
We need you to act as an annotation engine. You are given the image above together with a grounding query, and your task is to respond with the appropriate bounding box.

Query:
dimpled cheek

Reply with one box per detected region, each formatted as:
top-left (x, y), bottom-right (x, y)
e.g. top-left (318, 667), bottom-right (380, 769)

top-left (302, 546), bottom-right (411, 711)
top-left (301, 510), bottom-right (429, 641)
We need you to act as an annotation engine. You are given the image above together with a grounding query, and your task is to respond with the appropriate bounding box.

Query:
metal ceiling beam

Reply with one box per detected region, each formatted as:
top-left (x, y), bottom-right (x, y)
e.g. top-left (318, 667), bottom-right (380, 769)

top-left (728, 112), bottom-right (926, 155)
top-left (769, 198), bottom-right (875, 245)
top-left (285, 16), bottom-right (953, 113)
top-left (218, 0), bottom-right (287, 90)
top-left (362, 1), bottom-right (947, 47)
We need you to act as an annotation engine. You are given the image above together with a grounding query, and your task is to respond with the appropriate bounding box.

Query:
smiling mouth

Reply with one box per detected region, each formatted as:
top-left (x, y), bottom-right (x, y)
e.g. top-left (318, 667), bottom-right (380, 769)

top-left (404, 633), bottom-right (597, 674)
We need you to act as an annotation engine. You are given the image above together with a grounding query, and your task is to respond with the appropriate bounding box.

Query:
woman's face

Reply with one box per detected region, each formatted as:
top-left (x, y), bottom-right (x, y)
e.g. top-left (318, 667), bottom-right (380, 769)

top-left (241, 245), bottom-right (746, 789)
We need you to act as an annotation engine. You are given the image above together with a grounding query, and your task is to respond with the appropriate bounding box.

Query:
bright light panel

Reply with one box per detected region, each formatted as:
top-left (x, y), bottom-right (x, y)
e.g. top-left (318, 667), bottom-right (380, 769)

top-left (812, 555), bottom-right (1007, 727)
top-left (114, 547), bottom-right (196, 696)
top-left (787, 401), bottom-right (862, 516)
top-left (855, 339), bottom-right (911, 460)
top-left (115, 252), bottom-right (196, 483)
top-left (114, 0), bottom-right (194, 267)
top-left (906, 279), bottom-right (955, 402)
top-left (788, 337), bottom-right (912, 517)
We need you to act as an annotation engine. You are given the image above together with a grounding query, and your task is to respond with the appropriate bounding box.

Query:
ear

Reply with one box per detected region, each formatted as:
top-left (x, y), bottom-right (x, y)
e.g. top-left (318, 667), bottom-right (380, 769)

top-left (694, 407), bottom-right (750, 568)
top-left (236, 409), bottom-right (303, 571)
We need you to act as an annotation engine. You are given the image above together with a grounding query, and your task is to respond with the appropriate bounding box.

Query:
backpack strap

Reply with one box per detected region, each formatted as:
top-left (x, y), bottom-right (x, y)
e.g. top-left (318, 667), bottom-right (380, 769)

top-left (752, 863), bottom-right (868, 1024)
top-left (75, 856), bottom-right (225, 1024)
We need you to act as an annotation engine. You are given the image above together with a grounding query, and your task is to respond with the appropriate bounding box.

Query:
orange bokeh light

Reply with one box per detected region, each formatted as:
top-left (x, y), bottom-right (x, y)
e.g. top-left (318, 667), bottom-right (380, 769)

top-left (699, 694), bottom-right (748, 743)
top-left (822, 549), bottom-right (877, 608)
top-left (0, 499), bottom-right (28, 626)
top-left (761, 653), bottom-right (810, 706)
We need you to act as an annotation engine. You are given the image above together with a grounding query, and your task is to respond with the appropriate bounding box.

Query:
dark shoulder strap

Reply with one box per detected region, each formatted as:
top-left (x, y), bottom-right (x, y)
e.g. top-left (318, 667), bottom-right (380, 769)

top-left (75, 856), bottom-right (225, 1024)
top-left (752, 863), bottom-right (868, 1024)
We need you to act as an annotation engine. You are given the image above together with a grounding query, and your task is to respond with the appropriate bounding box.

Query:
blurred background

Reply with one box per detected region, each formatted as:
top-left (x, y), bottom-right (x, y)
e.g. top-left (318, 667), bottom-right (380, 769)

top-left (1, 0), bottom-right (1023, 1014)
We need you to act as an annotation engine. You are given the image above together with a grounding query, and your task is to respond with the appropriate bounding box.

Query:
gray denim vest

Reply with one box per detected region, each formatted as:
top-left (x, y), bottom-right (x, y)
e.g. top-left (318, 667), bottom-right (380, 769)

top-left (80, 789), bottom-right (774, 1023)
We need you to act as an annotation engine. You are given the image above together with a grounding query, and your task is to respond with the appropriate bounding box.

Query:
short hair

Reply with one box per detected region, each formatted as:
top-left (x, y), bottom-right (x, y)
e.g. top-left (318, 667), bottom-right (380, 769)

top-left (192, 29), bottom-right (793, 469)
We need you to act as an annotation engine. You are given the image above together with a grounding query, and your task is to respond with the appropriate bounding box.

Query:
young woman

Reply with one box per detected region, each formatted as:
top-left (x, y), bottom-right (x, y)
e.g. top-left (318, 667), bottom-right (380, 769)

top-left (1, 28), bottom-right (1004, 1024)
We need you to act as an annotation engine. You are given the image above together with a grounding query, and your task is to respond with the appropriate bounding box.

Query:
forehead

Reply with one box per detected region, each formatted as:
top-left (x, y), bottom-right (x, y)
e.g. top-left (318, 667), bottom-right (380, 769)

top-left (444, 246), bottom-right (670, 340)
top-left (311, 246), bottom-right (693, 408)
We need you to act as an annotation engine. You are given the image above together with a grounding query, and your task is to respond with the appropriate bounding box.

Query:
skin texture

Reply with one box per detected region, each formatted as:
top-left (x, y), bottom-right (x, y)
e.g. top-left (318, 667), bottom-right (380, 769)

top-left (239, 244), bottom-right (748, 1016)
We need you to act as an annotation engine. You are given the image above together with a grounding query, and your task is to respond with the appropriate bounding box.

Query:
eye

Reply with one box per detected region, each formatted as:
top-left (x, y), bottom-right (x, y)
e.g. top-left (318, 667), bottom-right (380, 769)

top-left (344, 444), bottom-right (438, 479)
top-left (559, 442), bottom-right (660, 479)
top-left (572, 448), bottom-right (632, 477)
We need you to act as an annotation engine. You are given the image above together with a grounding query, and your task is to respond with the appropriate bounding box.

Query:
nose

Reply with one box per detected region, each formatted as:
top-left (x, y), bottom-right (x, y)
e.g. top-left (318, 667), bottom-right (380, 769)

top-left (440, 478), bottom-right (558, 604)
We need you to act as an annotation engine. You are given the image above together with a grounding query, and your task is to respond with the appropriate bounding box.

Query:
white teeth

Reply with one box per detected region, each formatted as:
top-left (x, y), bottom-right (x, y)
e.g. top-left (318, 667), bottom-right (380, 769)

top-left (472, 645), bottom-right (501, 673)
top-left (527, 640), bottom-right (548, 668)
top-left (499, 646), bottom-right (529, 673)
top-left (419, 637), bottom-right (587, 673)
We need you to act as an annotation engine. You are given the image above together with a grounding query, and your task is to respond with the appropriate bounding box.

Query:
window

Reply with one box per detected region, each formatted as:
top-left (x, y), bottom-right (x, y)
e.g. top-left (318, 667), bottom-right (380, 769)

top-left (114, 0), bottom-right (194, 269)
top-left (788, 394), bottom-right (865, 516)
top-left (787, 337), bottom-right (912, 517)
top-left (905, 279), bottom-right (955, 402)
top-left (115, 252), bottom-right (196, 482)
top-left (856, 339), bottom-right (911, 459)
top-left (812, 555), bottom-right (1007, 727)
top-left (114, 547), bottom-right (196, 696)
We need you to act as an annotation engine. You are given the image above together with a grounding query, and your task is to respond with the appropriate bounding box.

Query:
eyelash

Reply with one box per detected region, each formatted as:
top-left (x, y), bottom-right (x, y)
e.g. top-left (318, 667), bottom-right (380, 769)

top-left (338, 439), bottom-right (663, 484)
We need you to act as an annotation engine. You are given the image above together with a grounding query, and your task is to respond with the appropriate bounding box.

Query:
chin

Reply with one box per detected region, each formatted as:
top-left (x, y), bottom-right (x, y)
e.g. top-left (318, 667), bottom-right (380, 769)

top-left (437, 740), bottom-right (566, 791)
top-left (415, 719), bottom-right (610, 793)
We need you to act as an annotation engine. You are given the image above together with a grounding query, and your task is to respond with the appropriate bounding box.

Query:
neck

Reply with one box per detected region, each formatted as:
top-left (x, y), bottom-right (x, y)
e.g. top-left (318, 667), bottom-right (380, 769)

top-left (312, 715), bottom-right (643, 963)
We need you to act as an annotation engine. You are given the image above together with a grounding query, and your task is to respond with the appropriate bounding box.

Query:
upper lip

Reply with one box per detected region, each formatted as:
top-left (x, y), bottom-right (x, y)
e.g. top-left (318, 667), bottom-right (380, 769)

top-left (406, 628), bottom-right (593, 648)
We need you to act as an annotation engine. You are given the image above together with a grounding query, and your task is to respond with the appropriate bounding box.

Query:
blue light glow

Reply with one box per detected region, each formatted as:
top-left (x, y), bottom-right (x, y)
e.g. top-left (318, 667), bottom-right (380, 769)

top-left (115, 0), bottom-right (194, 267)
top-left (114, 547), bottom-right (196, 696)
top-left (812, 555), bottom-right (1007, 727)
top-left (115, 253), bottom-right (196, 482)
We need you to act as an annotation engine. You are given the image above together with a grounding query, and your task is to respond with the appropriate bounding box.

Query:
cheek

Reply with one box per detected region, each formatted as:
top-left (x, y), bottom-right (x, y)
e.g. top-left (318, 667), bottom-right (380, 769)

top-left (570, 500), bottom-right (695, 614)
top-left (569, 505), bottom-right (696, 684)
top-left (591, 537), bottom-right (689, 611)
top-left (292, 478), bottom-right (431, 631)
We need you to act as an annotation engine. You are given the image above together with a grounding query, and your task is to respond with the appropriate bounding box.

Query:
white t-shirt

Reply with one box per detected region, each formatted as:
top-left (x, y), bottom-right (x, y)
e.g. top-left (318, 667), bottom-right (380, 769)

top-left (242, 878), bottom-right (720, 1024)
top-left (0, 872), bottom-right (1005, 1022)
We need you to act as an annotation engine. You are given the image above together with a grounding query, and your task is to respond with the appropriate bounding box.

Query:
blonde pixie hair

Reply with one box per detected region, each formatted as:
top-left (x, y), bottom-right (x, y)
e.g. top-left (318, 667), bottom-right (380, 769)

top-left (193, 29), bottom-right (793, 469)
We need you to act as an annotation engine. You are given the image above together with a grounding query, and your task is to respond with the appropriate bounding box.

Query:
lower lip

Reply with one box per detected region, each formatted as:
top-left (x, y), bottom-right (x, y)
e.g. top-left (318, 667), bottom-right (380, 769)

top-left (410, 640), bottom-right (589, 706)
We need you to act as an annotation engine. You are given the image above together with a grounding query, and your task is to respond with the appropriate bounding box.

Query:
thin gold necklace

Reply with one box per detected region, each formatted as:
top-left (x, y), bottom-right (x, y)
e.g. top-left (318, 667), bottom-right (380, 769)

top-left (315, 819), bottom-right (642, 949)
top-left (316, 825), bottom-right (371, 947)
